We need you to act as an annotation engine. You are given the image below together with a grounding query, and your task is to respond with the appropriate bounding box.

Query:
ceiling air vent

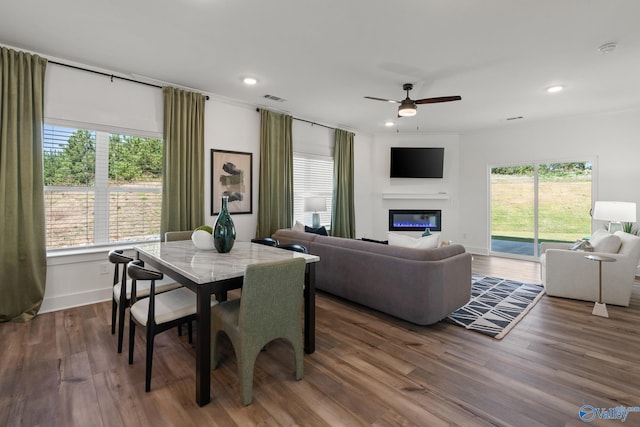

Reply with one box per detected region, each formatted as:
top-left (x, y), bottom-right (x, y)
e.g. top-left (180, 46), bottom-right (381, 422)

top-left (263, 94), bottom-right (286, 102)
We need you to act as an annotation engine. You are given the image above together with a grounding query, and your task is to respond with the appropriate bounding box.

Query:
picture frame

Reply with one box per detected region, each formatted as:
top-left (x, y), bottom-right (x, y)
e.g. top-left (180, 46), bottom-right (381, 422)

top-left (211, 149), bottom-right (253, 215)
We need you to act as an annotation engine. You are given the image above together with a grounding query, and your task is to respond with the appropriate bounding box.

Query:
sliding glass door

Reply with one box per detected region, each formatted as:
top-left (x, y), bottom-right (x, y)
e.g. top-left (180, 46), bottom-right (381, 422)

top-left (490, 162), bottom-right (592, 258)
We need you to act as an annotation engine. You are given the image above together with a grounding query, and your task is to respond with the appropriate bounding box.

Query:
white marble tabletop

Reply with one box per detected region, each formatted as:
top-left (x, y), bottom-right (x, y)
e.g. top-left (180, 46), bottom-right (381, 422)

top-left (134, 240), bottom-right (319, 285)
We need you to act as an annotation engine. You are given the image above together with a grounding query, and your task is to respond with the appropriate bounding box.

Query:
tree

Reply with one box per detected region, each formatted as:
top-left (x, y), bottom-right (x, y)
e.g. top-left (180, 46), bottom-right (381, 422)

top-left (44, 129), bottom-right (95, 186)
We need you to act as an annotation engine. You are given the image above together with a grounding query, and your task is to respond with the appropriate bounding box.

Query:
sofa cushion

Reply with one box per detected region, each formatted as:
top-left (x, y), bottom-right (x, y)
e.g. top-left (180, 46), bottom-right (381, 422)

top-left (590, 229), bottom-right (622, 253)
top-left (292, 220), bottom-right (305, 232)
top-left (387, 232), bottom-right (440, 249)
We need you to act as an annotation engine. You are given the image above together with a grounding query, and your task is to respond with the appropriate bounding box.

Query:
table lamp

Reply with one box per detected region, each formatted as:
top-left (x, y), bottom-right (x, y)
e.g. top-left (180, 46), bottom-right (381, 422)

top-left (592, 201), bottom-right (637, 233)
top-left (304, 197), bottom-right (326, 228)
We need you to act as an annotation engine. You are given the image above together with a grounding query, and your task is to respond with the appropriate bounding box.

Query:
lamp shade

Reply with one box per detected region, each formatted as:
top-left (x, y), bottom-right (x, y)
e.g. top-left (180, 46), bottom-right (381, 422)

top-left (304, 197), bottom-right (326, 213)
top-left (592, 201), bottom-right (637, 223)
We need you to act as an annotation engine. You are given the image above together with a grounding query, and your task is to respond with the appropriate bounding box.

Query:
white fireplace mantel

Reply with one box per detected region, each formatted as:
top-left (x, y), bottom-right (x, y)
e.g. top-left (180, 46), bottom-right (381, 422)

top-left (382, 192), bottom-right (449, 200)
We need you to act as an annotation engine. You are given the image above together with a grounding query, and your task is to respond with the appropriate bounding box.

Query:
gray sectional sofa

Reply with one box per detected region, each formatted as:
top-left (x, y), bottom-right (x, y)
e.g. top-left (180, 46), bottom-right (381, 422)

top-left (272, 229), bottom-right (472, 325)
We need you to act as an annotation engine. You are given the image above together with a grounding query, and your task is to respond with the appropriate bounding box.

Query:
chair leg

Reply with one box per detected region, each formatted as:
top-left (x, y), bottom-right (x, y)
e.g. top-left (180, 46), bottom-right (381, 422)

top-left (145, 328), bottom-right (155, 392)
top-left (210, 331), bottom-right (221, 369)
top-left (187, 321), bottom-right (193, 344)
top-left (239, 346), bottom-right (260, 406)
top-left (177, 324), bottom-right (183, 336)
top-left (111, 298), bottom-right (117, 335)
top-left (294, 338), bottom-right (304, 381)
top-left (128, 319), bottom-right (136, 364)
top-left (117, 301), bottom-right (126, 353)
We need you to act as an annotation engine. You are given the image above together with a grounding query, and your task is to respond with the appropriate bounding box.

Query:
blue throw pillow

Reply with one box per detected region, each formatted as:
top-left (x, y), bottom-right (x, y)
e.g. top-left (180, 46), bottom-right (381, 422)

top-left (305, 225), bottom-right (328, 236)
top-left (422, 228), bottom-right (432, 237)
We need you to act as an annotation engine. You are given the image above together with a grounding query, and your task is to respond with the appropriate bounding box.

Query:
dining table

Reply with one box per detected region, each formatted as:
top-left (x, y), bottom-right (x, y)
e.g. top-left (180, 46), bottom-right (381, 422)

top-left (133, 240), bottom-right (320, 406)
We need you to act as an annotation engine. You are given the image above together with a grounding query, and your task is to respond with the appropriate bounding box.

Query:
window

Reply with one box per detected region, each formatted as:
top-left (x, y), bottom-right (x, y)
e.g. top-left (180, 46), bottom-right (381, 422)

top-left (293, 153), bottom-right (333, 227)
top-left (43, 124), bottom-right (163, 249)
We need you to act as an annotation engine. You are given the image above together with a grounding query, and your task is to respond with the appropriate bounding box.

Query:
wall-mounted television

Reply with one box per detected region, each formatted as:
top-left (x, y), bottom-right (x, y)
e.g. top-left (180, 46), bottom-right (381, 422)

top-left (390, 147), bottom-right (444, 178)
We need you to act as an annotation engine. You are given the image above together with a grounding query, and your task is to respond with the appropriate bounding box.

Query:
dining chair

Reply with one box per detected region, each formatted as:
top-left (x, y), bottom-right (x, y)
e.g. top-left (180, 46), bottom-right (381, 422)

top-left (164, 230), bottom-right (194, 242)
top-left (127, 259), bottom-right (218, 392)
top-left (250, 237), bottom-right (279, 247)
top-left (210, 257), bottom-right (306, 405)
top-left (109, 250), bottom-right (181, 353)
top-left (276, 243), bottom-right (308, 253)
top-left (163, 230), bottom-right (194, 336)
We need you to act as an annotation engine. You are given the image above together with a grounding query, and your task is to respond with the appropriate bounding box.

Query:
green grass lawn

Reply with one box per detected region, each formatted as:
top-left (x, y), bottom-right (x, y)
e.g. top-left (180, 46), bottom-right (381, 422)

top-left (491, 174), bottom-right (591, 243)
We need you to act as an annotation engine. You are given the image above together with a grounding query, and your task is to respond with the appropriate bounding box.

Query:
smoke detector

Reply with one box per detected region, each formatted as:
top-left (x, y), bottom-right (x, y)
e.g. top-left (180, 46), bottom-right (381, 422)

top-left (598, 42), bottom-right (617, 54)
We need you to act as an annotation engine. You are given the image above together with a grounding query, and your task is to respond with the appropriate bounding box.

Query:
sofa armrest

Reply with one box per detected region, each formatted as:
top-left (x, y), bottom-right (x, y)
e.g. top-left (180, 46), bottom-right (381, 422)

top-left (540, 241), bottom-right (571, 254)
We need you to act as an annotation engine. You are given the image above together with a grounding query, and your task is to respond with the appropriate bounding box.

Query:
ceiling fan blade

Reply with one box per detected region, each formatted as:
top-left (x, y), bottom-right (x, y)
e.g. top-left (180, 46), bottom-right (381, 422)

top-left (364, 96), bottom-right (401, 104)
top-left (414, 96), bottom-right (462, 105)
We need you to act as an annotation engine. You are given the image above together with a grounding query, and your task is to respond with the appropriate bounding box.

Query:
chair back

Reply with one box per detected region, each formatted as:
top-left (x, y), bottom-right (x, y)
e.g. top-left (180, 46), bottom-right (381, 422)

top-left (251, 237), bottom-right (279, 247)
top-left (127, 259), bottom-right (163, 282)
top-left (164, 230), bottom-right (193, 242)
top-left (276, 243), bottom-right (308, 254)
top-left (109, 249), bottom-right (134, 287)
top-left (239, 258), bottom-right (306, 331)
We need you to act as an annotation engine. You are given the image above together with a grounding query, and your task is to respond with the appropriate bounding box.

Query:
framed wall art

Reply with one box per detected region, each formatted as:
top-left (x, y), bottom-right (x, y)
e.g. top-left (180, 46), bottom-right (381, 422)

top-left (210, 149), bottom-right (253, 215)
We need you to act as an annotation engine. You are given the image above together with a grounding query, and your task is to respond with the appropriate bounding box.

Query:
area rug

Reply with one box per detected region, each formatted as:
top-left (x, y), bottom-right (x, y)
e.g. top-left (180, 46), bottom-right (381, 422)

top-left (447, 274), bottom-right (545, 339)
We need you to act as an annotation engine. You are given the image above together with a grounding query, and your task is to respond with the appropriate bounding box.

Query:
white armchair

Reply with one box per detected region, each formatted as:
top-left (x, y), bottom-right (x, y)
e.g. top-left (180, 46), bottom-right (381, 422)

top-left (540, 230), bottom-right (640, 306)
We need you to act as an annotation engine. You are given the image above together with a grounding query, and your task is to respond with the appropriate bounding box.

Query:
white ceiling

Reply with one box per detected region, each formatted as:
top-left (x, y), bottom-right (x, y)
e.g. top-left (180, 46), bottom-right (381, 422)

top-left (2, 0), bottom-right (640, 134)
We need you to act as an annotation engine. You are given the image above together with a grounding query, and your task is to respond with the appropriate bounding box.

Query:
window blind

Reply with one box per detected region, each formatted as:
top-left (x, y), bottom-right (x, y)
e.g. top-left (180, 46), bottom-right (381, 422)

top-left (293, 153), bottom-right (333, 227)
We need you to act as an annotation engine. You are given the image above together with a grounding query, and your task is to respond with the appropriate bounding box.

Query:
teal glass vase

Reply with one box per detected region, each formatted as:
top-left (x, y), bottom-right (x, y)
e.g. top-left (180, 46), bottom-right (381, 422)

top-left (213, 196), bottom-right (236, 253)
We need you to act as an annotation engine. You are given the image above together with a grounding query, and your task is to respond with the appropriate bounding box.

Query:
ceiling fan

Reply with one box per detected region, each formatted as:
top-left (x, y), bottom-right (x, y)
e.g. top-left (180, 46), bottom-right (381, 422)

top-left (365, 83), bottom-right (461, 117)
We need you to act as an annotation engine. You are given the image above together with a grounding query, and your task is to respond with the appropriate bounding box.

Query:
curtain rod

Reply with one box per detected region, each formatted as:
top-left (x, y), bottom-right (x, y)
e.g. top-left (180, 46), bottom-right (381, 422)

top-left (255, 108), bottom-right (335, 131)
top-left (48, 60), bottom-right (210, 100)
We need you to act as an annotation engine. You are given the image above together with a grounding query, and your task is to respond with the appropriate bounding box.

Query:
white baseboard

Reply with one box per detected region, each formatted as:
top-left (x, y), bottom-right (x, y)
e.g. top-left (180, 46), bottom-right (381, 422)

top-left (39, 287), bottom-right (112, 314)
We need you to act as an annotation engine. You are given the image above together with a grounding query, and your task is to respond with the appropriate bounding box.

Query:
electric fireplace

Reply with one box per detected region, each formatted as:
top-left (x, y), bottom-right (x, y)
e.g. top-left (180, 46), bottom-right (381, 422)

top-left (389, 209), bottom-right (441, 232)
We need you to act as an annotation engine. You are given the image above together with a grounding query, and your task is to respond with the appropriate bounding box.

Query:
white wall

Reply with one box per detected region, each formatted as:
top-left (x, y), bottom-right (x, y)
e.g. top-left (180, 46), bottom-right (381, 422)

top-left (40, 63), bottom-right (375, 313)
top-left (202, 102), bottom-right (260, 241)
top-left (367, 132), bottom-right (461, 241)
top-left (458, 108), bottom-right (640, 254)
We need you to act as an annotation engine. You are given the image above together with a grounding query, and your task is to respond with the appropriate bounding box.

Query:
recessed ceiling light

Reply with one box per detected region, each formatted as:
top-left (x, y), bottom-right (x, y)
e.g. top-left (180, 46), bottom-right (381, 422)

top-left (546, 85), bottom-right (564, 93)
top-left (384, 121), bottom-right (395, 127)
top-left (243, 77), bottom-right (258, 85)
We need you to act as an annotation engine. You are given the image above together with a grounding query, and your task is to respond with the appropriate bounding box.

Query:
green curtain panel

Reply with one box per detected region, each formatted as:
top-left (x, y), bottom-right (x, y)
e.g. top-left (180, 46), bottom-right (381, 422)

top-left (0, 47), bottom-right (48, 322)
top-left (160, 86), bottom-right (205, 235)
top-left (331, 129), bottom-right (355, 238)
top-left (256, 109), bottom-right (293, 238)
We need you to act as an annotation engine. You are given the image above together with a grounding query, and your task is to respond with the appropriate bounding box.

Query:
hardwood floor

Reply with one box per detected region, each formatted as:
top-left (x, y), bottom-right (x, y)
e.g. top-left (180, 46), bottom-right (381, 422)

top-left (2, 255), bottom-right (640, 426)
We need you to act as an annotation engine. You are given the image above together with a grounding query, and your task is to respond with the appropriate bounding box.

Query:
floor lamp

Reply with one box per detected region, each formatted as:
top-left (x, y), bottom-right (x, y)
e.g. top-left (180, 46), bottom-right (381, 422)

top-left (592, 201), bottom-right (637, 233)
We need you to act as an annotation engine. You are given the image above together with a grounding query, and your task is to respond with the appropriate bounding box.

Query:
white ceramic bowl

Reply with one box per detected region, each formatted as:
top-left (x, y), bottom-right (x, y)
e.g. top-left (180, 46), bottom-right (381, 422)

top-left (191, 229), bottom-right (215, 250)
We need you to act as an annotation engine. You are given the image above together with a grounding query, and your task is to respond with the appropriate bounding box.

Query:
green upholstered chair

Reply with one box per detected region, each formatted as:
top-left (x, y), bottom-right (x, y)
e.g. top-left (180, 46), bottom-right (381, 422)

top-left (163, 230), bottom-right (194, 336)
top-left (164, 230), bottom-right (194, 242)
top-left (210, 257), bottom-right (306, 405)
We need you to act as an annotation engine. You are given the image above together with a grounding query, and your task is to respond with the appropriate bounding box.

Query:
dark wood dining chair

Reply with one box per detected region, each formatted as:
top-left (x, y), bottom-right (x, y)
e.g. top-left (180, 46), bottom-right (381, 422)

top-left (251, 237), bottom-right (279, 247)
top-left (127, 260), bottom-right (218, 392)
top-left (276, 243), bottom-right (308, 254)
top-left (109, 250), bottom-right (180, 353)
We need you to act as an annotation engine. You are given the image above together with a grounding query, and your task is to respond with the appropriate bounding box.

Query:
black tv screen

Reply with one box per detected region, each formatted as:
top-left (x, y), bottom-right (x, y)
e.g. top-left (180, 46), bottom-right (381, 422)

top-left (390, 147), bottom-right (444, 178)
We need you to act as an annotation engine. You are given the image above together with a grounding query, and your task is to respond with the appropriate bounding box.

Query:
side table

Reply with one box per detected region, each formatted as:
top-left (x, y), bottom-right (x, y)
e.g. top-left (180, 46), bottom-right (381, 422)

top-left (584, 254), bottom-right (616, 317)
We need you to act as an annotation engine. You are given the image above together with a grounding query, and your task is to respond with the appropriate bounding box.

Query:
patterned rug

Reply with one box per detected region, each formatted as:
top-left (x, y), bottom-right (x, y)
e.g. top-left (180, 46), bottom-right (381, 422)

top-left (447, 274), bottom-right (545, 339)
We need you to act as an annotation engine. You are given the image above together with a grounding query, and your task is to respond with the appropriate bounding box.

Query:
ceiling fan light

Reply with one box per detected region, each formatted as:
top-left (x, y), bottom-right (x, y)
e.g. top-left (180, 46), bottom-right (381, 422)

top-left (398, 104), bottom-right (417, 117)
